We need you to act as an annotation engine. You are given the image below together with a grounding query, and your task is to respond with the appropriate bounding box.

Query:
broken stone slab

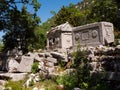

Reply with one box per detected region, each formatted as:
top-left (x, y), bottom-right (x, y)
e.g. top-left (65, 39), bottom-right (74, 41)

top-left (27, 52), bottom-right (45, 62)
top-left (46, 57), bottom-right (57, 63)
top-left (45, 62), bottom-right (54, 67)
top-left (38, 61), bottom-right (44, 70)
top-left (26, 52), bottom-right (35, 58)
top-left (0, 73), bottom-right (27, 81)
top-left (38, 53), bottom-right (45, 57)
top-left (34, 56), bottom-right (44, 62)
top-left (100, 56), bottom-right (120, 61)
top-left (45, 52), bottom-right (52, 58)
top-left (0, 80), bottom-right (7, 86)
top-left (103, 72), bottom-right (120, 81)
top-left (33, 87), bottom-right (39, 90)
top-left (115, 45), bottom-right (120, 54)
top-left (7, 58), bottom-right (20, 73)
top-left (116, 45), bottom-right (120, 49)
top-left (73, 88), bottom-right (81, 90)
top-left (17, 56), bottom-right (34, 72)
top-left (50, 52), bottom-right (67, 62)
top-left (47, 67), bottom-right (55, 75)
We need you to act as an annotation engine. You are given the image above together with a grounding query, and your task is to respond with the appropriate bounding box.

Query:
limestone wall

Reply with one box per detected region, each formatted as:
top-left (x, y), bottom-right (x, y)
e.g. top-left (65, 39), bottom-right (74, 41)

top-left (86, 45), bottom-right (120, 81)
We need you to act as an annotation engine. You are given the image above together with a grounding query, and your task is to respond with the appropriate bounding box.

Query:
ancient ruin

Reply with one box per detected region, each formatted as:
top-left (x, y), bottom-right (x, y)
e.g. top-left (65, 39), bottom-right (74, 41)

top-left (0, 22), bottom-right (119, 90)
top-left (46, 22), bottom-right (73, 51)
top-left (47, 22), bottom-right (115, 51)
top-left (73, 22), bottom-right (114, 47)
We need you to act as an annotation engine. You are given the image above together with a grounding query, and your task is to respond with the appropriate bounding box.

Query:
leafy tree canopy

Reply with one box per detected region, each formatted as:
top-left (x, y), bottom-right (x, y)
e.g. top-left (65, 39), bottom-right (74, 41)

top-left (54, 4), bottom-right (86, 27)
top-left (0, 0), bottom-right (41, 53)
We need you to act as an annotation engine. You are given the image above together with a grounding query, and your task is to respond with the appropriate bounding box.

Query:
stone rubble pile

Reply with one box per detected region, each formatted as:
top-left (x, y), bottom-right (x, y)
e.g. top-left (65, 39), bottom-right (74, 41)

top-left (0, 49), bottom-right (68, 81)
top-left (86, 45), bottom-right (120, 81)
top-left (0, 45), bottom-right (120, 89)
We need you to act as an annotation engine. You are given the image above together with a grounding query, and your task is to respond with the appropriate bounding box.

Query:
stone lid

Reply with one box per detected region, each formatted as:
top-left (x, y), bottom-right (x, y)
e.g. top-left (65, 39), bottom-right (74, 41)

top-left (47, 22), bottom-right (72, 36)
top-left (73, 21), bottom-right (113, 31)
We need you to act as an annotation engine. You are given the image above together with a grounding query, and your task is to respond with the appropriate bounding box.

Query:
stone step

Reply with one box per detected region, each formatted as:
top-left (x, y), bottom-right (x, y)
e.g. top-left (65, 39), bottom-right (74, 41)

top-left (103, 72), bottom-right (120, 81)
top-left (0, 73), bottom-right (27, 81)
top-left (95, 51), bottom-right (120, 56)
top-left (99, 56), bottom-right (120, 61)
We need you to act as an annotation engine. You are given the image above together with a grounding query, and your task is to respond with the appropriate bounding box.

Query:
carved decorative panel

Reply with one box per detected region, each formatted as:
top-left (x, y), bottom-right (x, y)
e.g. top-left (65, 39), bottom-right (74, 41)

top-left (82, 31), bottom-right (89, 41)
top-left (75, 33), bottom-right (80, 41)
top-left (92, 30), bottom-right (98, 38)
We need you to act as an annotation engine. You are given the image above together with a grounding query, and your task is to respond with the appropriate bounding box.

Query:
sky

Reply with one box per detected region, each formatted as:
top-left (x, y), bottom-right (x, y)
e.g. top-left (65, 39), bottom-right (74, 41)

top-left (38, 0), bottom-right (81, 23)
top-left (0, 0), bottom-right (81, 38)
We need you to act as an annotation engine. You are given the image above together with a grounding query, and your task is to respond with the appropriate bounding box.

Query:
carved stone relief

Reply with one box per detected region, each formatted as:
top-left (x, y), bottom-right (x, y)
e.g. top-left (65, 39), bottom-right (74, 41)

top-left (75, 33), bottom-right (80, 41)
top-left (92, 30), bottom-right (98, 38)
top-left (81, 31), bottom-right (89, 41)
top-left (105, 26), bottom-right (112, 38)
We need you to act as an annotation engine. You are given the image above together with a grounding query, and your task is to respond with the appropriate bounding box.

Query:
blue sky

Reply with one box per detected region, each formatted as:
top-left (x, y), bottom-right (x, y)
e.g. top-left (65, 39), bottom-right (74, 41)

top-left (0, 0), bottom-right (81, 38)
top-left (38, 0), bottom-right (81, 23)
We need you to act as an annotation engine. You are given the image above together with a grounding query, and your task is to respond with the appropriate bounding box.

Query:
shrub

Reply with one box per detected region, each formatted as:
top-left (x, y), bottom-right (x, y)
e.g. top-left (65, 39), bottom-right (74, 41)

top-left (58, 60), bottom-right (66, 68)
top-left (29, 79), bottom-right (34, 86)
top-left (31, 62), bottom-right (39, 74)
top-left (93, 83), bottom-right (112, 90)
top-left (72, 48), bottom-right (107, 90)
top-left (43, 80), bottom-right (57, 90)
top-left (5, 80), bottom-right (25, 90)
top-left (56, 72), bottom-right (78, 90)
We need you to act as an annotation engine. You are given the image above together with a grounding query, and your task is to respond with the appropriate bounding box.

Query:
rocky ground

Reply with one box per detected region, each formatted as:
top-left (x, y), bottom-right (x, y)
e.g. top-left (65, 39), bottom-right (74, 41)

top-left (0, 45), bottom-right (120, 90)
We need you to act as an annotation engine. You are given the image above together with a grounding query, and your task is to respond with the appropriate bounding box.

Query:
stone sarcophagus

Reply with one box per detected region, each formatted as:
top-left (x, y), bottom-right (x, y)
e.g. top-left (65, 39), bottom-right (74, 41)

top-left (47, 22), bottom-right (73, 51)
top-left (73, 22), bottom-right (114, 47)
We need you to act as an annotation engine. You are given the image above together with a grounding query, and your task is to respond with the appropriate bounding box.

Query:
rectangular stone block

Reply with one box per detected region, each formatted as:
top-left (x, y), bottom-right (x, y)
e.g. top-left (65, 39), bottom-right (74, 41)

top-left (45, 62), bottom-right (54, 67)
top-left (73, 22), bottom-right (114, 47)
top-left (17, 56), bottom-right (34, 72)
top-left (46, 57), bottom-right (57, 63)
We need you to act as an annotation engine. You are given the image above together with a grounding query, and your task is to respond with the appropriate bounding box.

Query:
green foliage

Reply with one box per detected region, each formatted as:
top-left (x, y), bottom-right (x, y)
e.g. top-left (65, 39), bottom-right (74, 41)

top-left (31, 62), bottom-right (39, 74)
top-left (0, 38), bottom-right (4, 52)
top-left (54, 5), bottom-right (85, 27)
top-left (56, 72), bottom-right (77, 90)
top-left (72, 47), bottom-right (108, 90)
top-left (5, 80), bottom-right (25, 90)
top-left (58, 60), bottom-right (66, 68)
top-left (33, 26), bottom-right (46, 49)
top-left (29, 79), bottom-right (34, 86)
top-left (72, 49), bottom-right (91, 89)
top-left (93, 83), bottom-right (112, 90)
top-left (88, 0), bottom-right (120, 30)
top-left (42, 80), bottom-right (57, 90)
top-left (0, 0), bottom-right (41, 53)
top-left (51, 0), bottom-right (120, 31)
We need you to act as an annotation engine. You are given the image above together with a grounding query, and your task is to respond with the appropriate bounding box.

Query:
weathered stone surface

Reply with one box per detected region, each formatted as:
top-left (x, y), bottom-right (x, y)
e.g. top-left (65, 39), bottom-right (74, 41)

top-left (34, 56), bottom-right (44, 62)
top-left (0, 73), bottom-right (27, 81)
top-left (34, 75), bottom-right (39, 82)
top-left (25, 73), bottom-right (35, 88)
top-left (45, 62), bottom-right (54, 67)
top-left (50, 52), bottom-right (66, 61)
top-left (46, 57), bottom-right (57, 63)
top-left (0, 86), bottom-right (4, 90)
top-left (38, 53), bottom-right (45, 57)
top-left (73, 88), bottom-right (81, 90)
top-left (103, 72), bottom-right (120, 81)
top-left (17, 56), bottom-right (34, 72)
top-left (116, 45), bottom-right (120, 49)
top-left (33, 87), bottom-right (38, 90)
top-left (73, 22), bottom-right (114, 47)
top-left (38, 61), bottom-right (44, 70)
top-left (47, 22), bottom-right (73, 51)
top-left (45, 52), bottom-right (52, 58)
top-left (7, 58), bottom-right (19, 73)
top-left (47, 67), bottom-right (54, 75)
top-left (0, 80), bottom-right (6, 86)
